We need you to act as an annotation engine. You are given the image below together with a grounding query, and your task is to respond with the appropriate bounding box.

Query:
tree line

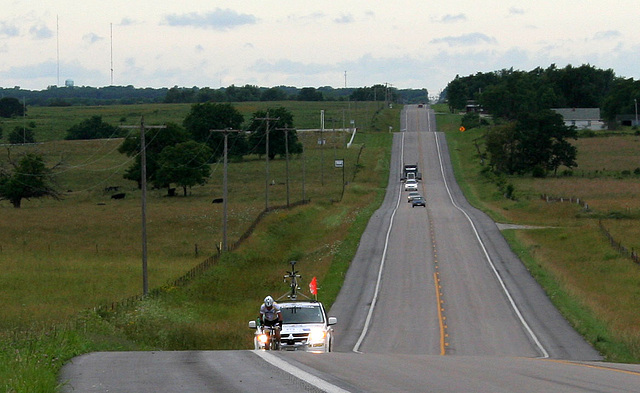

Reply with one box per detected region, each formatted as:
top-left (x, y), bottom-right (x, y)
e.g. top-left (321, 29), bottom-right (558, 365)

top-left (444, 63), bottom-right (639, 123)
top-left (1, 84), bottom-right (428, 107)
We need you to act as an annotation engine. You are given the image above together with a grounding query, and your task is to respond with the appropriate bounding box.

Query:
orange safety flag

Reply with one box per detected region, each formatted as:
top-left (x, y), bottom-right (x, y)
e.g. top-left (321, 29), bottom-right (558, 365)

top-left (309, 276), bottom-right (318, 295)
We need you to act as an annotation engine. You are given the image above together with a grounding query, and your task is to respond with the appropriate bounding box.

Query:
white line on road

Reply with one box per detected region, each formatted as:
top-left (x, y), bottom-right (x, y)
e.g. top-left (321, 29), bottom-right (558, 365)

top-left (253, 351), bottom-right (351, 393)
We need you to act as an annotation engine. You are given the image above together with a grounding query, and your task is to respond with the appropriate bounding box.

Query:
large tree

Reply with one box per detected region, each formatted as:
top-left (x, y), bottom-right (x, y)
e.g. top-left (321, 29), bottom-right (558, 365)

top-left (0, 97), bottom-right (25, 118)
top-left (8, 124), bottom-right (36, 144)
top-left (484, 110), bottom-right (577, 175)
top-left (246, 107), bottom-right (302, 159)
top-left (0, 152), bottom-right (61, 208)
top-left (155, 141), bottom-right (213, 196)
top-left (118, 122), bottom-right (190, 188)
top-left (65, 115), bottom-right (122, 140)
top-left (182, 102), bottom-right (246, 158)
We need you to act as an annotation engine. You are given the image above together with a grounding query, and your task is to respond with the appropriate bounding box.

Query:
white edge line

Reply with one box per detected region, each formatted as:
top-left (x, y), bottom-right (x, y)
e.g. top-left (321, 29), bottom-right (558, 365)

top-left (253, 350), bottom-right (351, 393)
top-left (433, 129), bottom-right (550, 358)
top-left (351, 132), bottom-right (404, 353)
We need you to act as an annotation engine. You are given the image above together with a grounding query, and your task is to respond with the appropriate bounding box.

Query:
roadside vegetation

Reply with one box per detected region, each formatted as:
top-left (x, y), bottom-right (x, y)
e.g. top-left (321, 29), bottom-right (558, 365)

top-left (436, 102), bottom-right (640, 363)
top-left (0, 101), bottom-right (396, 392)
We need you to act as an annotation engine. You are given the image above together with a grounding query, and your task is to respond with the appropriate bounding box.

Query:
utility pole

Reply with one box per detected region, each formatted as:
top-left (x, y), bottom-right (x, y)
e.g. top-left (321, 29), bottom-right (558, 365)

top-left (320, 110), bottom-right (325, 186)
top-left (325, 117), bottom-right (338, 160)
top-left (210, 128), bottom-right (243, 251)
top-left (255, 111), bottom-right (279, 210)
top-left (120, 117), bottom-right (166, 296)
top-left (276, 125), bottom-right (296, 207)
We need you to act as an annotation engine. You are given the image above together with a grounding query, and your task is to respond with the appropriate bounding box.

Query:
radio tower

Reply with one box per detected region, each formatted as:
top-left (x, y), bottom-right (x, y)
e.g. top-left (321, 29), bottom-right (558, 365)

top-left (110, 23), bottom-right (114, 86)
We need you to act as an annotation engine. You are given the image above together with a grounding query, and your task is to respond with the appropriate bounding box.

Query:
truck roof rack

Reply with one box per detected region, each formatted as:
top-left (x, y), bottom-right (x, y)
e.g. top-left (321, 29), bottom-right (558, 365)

top-left (276, 260), bottom-right (311, 301)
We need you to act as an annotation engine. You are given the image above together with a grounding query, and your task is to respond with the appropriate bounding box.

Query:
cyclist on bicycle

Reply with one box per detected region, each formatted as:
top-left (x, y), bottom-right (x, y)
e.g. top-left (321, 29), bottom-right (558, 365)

top-left (259, 295), bottom-right (283, 344)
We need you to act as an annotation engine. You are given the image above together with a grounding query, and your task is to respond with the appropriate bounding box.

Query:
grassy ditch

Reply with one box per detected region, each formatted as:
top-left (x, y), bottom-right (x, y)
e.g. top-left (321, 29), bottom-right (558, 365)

top-left (0, 102), bottom-right (396, 392)
top-left (436, 103), bottom-right (640, 362)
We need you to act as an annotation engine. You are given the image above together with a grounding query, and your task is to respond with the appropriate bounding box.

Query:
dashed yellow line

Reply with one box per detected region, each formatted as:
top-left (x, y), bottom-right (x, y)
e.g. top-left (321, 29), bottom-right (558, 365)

top-left (433, 272), bottom-right (447, 355)
top-left (417, 107), bottom-right (449, 355)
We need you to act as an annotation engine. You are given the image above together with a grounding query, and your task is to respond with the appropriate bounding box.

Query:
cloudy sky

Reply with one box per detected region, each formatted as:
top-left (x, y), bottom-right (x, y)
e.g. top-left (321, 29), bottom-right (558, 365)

top-left (2, 1), bottom-right (639, 97)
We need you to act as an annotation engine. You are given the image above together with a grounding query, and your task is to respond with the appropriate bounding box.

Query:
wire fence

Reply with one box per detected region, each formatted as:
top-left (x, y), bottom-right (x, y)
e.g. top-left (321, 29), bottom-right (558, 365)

top-left (96, 199), bottom-right (309, 314)
top-left (598, 219), bottom-right (640, 265)
top-left (541, 193), bottom-right (639, 266)
top-left (540, 193), bottom-right (589, 209)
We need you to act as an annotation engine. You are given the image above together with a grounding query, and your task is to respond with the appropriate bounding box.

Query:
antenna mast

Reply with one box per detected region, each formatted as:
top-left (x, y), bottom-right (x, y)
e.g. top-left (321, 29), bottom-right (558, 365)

top-left (56, 15), bottom-right (60, 86)
top-left (110, 23), bottom-right (114, 86)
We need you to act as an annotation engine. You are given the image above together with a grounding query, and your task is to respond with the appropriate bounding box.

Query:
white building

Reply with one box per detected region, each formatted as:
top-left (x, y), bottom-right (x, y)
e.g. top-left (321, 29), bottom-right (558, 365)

top-left (551, 108), bottom-right (603, 130)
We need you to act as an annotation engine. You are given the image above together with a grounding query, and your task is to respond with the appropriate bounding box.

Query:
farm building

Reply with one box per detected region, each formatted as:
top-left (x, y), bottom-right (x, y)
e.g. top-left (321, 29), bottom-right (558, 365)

top-left (551, 108), bottom-right (604, 130)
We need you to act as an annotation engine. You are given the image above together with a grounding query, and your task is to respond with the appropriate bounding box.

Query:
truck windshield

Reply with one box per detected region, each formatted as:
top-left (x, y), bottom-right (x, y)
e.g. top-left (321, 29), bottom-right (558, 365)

top-left (281, 305), bottom-right (324, 324)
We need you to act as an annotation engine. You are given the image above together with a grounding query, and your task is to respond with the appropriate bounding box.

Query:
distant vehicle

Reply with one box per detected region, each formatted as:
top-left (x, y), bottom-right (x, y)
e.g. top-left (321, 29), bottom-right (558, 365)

top-left (401, 163), bottom-right (422, 181)
top-left (411, 196), bottom-right (426, 208)
top-left (418, 104), bottom-right (424, 108)
top-left (407, 191), bottom-right (421, 202)
top-left (404, 179), bottom-right (418, 191)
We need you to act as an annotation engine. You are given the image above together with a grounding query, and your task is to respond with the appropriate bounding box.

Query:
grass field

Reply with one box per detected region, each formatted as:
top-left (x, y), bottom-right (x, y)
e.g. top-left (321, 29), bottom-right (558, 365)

top-left (0, 100), bottom-right (387, 142)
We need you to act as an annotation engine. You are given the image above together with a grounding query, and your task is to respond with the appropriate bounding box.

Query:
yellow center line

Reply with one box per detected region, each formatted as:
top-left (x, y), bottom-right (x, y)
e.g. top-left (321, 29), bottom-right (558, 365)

top-left (417, 107), bottom-right (449, 356)
top-left (433, 272), bottom-right (446, 355)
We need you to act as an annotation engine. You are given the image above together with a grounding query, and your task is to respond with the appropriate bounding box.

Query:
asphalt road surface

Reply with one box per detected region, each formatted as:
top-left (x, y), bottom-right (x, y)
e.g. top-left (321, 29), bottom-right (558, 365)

top-left (60, 105), bottom-right (640, 392)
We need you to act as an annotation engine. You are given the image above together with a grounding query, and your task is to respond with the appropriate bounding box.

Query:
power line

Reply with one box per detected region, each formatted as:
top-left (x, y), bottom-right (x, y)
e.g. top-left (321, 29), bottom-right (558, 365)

top-left (209, 128), bottom-right (243, 251)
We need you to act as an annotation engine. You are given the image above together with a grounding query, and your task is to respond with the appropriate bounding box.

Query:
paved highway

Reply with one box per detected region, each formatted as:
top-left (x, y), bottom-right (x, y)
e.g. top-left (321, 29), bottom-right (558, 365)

top-left (60, 105), bottom-right (640, 392)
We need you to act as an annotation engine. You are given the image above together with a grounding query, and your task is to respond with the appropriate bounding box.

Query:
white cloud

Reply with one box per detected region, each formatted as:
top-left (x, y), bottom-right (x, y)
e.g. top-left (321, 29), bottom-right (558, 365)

top-left (118, 17), bottom-right (136, 26)
top-left (437, 14), bottom-right (466, 23)
top-left (0, 21), bottom-right (19, 37)
top-left (162, 8), bottom-right (257, 30)
top-left (334, 14), bottom-right (354, 24)
top-left (593, 30), bottom-right (621, 40)
top-left (29, 24), bottom-right (53, 39)
top-left (430, 33), bottom-right (497, 47)
top-left (83, 33), bottom-right (103, 44)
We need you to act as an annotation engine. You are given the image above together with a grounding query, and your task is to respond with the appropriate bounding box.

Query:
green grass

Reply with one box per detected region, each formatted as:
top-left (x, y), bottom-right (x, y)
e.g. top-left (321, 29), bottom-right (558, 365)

top-left (0, 101), bottom-right (385, 142)
top-left (0, 102), bottom-right (397, 392)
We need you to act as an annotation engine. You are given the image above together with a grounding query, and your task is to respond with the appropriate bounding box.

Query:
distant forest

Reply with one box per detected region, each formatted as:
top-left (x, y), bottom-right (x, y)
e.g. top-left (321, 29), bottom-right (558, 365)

top-left (0, 84), bottom-right (429, 107)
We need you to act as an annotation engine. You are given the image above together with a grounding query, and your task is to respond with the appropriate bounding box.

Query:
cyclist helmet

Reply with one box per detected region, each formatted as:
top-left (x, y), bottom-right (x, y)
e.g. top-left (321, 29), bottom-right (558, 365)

top-left (264, 296), bottom-right (274, 307)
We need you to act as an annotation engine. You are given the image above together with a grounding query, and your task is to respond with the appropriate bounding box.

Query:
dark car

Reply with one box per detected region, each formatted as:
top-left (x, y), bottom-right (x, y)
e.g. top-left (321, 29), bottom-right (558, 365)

top-left (407, 191), bottom-right (421, 203)
top-left (411, 196), bottom-right (426, 208)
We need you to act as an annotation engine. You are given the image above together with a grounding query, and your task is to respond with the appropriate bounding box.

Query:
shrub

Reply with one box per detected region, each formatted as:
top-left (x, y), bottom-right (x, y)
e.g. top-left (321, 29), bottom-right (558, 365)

top-left (532, 165), bottom-right (547, 178)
